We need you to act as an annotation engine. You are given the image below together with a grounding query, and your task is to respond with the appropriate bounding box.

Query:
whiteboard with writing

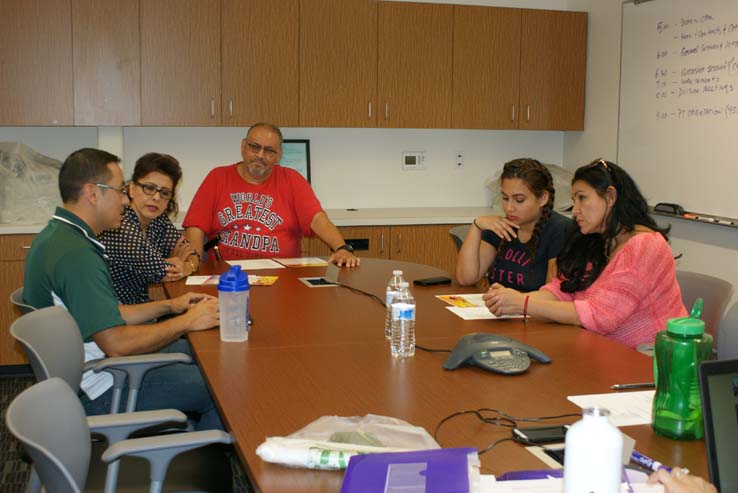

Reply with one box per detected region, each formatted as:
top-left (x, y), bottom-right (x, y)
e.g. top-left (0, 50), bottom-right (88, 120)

top-left (619, 0), bottom-right (738, 218)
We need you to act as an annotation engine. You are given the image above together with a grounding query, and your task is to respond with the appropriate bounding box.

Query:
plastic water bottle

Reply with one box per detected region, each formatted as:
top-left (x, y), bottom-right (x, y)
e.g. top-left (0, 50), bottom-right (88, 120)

top-left (391, 281), bottom-right (415, 357)
top-left (564, 407), bottom-right (622, 493)
top-left (385, 270), bottom-right (405, 339)
top-left (217, 265), bottom-right (250, 342)
top-left (652, 317), bottom-right (712, 439)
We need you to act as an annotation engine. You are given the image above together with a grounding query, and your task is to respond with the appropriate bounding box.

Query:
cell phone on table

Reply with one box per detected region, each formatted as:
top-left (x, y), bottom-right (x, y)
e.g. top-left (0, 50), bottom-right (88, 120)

top-left (413, 276), bottom-right (452, 286)
top-left (512, 425), bottom-right (568, 444)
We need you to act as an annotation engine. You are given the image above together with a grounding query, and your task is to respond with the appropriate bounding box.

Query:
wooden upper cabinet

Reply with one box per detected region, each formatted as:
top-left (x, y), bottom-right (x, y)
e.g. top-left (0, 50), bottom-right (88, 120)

top-left (140, 0), bottom-right (221, 126)
top-left (378, 2), bottom-right (453, 129)
top-left (222, 0), bottom-right (298, 127)
top-left (519, 9), bottom-right (587, 131)
top-left (73, 0), bottom-right (140, 125)
top-left (452, 6), bottom-right (521, 130)
top-left (299, 0), bottom-right (377, 127)
top-left (0, 0), bottom-right (73, 125)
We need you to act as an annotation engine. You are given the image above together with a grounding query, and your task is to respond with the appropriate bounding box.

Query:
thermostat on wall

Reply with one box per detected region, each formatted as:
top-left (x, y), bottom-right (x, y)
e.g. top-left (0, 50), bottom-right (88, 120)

top-left (402, 151), bottom-right (426, 170)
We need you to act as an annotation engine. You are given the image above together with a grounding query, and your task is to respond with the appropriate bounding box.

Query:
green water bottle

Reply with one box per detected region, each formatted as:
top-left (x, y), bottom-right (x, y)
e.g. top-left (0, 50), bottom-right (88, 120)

top-left (652, 317), bottom-right (713, 439)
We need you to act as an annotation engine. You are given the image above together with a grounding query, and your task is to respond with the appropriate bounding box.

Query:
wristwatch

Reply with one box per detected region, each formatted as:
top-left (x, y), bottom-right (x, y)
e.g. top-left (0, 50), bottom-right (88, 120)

top-left (334, 244), bottom-right (354, 254)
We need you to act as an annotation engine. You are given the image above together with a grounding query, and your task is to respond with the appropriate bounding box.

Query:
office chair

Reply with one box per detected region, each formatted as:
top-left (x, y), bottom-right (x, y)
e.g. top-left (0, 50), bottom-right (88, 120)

top-left (10, 286), bottom-right (36, 315)
top-left (6, 377), bottom-right (232, 493)
top-left (449, 224), bottom-right (470, 252)
top-left (11, 306), bottom-right (231, 492)
top-left (717, 301), bottom-right (738, 360)
top-left (10, 306), bottom-right (191, 415)
top-left (676, 271), bottom-right (733, 340)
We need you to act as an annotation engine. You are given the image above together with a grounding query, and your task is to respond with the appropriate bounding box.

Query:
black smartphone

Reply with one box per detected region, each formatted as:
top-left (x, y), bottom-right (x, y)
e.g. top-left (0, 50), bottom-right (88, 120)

top-left (512, 425), bottom-right (568, 444)
top-left (413, 276), bottom-right (452, 286)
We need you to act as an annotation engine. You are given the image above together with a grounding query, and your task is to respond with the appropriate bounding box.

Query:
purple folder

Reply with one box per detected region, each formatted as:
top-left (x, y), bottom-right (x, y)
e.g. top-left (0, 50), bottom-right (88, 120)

top-left (340, 447), bottom-right (478, 493)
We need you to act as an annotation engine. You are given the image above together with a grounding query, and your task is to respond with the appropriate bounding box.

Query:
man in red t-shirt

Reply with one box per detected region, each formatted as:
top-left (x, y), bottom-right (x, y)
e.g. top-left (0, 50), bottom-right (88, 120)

top-left (183, 123), bottom-right (359, 267)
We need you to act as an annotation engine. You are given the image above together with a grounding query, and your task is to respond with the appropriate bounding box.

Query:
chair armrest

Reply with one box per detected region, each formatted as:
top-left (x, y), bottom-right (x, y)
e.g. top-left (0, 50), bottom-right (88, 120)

top-left (101, 430), bottom-right (233, 484)
top-left (90, 352), bottom-right (192, 390)
top-left (87, 409), bottom-right (187, 444)
top-left (84, 358), bottom-right (104, 372)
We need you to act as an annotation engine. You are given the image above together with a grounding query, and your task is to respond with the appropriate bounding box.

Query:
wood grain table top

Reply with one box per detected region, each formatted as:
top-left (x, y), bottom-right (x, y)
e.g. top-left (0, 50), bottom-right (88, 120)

top-left (166, 257), bottom-right (707, 492)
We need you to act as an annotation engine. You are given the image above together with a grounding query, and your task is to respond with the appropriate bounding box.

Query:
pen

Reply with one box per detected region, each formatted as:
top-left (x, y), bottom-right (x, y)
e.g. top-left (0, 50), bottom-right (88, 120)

top-left (631, 450), bottom-right (672, 472)
top-left (213, 244), bottom-right (222, 262)
top-left (610, 382), bottom-right (655, 390)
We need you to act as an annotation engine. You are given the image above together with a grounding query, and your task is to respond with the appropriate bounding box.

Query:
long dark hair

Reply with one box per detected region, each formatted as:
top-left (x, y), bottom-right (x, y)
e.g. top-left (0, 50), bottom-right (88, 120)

top-left (131, 153), bottom-right (182, 218)
top-left (557, 159), bottom-right (669, 293)
top-left (494, 158), bottom-right (556, 264)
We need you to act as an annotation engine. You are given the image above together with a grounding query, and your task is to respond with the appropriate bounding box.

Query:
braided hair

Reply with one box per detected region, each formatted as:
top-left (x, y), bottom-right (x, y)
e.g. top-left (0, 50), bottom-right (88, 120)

top-left (493, 158), bottom-right (556, 268)
top-left (557, 159), bottom-right (669, 293)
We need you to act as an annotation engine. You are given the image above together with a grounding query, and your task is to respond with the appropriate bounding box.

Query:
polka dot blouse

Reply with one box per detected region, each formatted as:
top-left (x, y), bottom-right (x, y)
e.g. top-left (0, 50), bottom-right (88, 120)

top-left (98, 206), bottom-right (181, 305)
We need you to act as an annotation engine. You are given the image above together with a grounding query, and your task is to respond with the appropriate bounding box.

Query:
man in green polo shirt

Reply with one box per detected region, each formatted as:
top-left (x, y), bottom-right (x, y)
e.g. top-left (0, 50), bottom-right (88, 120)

top-left (24, 148), bottom-right (223, 430)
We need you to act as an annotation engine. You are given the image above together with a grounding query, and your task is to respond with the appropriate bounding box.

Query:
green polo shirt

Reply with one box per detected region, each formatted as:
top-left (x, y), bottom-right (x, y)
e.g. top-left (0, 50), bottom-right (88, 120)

top-left (24, 207), bottom-right (125, 342)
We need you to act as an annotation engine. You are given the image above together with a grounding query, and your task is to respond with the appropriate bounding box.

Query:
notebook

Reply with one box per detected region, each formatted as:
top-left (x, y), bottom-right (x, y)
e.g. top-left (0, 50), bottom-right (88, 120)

top-left (698, 358), bottom-right (738, 493)
top-left (340, 447), bottom-right (479, 493)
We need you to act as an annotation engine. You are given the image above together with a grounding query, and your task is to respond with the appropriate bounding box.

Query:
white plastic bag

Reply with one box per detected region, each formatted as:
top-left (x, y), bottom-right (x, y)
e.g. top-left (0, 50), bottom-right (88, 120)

top-left (255, 414), bottom-right (440, 470)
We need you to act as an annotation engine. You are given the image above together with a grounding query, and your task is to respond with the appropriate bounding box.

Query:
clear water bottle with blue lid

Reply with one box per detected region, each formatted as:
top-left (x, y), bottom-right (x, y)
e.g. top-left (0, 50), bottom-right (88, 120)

top-left (218, 265), bottom-right (250, 342)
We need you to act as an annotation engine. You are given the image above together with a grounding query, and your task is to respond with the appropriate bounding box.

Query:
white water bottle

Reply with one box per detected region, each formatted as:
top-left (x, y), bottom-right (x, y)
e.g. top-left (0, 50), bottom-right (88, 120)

top-left (390, 281), bottom-right (415, 357)
top-left (564, 407), bottom-right (623, 493)
top-left (385, 270), bottom-right (405, 339)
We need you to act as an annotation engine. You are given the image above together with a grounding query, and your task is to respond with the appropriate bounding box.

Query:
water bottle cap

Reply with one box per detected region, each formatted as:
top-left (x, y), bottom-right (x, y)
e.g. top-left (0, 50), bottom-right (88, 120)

top-left (393, 270), bottom-right (403, 275)
top-left (218, 265), bottom-right (250, 292)
top-left (398, 281), bottom-right (409, 288)
top-left (666, 317), bottom-right (705, 336)
top-left (583, 407), bottom-right (610, 418)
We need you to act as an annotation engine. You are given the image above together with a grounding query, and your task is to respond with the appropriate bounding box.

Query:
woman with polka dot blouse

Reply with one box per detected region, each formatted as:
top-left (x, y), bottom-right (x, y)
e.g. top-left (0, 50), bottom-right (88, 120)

top-left (99, 153), bottom-right (200, 304)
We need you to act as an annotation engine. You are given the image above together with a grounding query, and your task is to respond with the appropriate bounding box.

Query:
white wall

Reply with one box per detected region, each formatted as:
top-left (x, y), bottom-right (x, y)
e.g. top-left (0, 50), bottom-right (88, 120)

top-left (123, 127), bottom-right (564, 210)
top-left (562, 0), bottom-right (738, 307)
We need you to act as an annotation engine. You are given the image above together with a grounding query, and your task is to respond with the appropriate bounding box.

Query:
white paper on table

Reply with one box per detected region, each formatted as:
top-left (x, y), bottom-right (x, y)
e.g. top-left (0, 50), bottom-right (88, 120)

top-left (186, 275), bottom-right (219, 285)
top-left (567, 391), bottom-right (655, 427)
top-left (446, 306), bottom-right (525, 320)
top-left (227, 259), bottom-right (285, 270)
top-left (480, 476), bottom-right (663, 493)
top-left (274, 257), bottom-right (328, 267)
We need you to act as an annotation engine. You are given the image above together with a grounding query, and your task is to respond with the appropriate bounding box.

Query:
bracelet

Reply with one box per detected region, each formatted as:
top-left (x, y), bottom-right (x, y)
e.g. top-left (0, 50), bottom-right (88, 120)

top-left (472, 219), bottom-right (483, 231)
top-left (523, 295), bottom-right (530, 320)
top-left (185, 258), bottom-right (197, 274)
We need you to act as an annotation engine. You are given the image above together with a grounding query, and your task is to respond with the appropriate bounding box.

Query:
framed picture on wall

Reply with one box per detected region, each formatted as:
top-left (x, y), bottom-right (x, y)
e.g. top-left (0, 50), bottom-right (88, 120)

top-left (280, 139), bottom-right (311, 183)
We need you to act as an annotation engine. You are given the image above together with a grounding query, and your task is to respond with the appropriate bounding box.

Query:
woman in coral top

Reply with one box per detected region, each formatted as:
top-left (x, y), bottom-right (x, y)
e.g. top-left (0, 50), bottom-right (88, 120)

top-left (483, 159), bottom-right (686, 348)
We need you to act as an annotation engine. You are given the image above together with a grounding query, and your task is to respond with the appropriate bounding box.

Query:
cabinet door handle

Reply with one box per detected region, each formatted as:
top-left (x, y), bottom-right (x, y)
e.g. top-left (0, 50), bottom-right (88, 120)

top-left (396, 233), bottom-right (401, 254)
top-left (229, 99), bottom-right (233, 118)
top-left (368, 101), bottom-right (372, 119)
top-left (380, 233), bottom-right (384, 253)
top-left (22, 245), bottom-right (31, 250)
top-left (511, 104), bottom-right (516, 122)
top-left (526, 104), bottom-right (530, 122)
top-left (210, 98), bottom-right (216, 119)
top-left (384, 103), bottom-right (389, 120)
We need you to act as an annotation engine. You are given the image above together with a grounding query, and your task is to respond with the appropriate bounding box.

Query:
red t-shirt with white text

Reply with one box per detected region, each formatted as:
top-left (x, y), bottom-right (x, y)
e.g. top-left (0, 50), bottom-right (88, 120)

top-left (183, 164), bottom-right (323, 260)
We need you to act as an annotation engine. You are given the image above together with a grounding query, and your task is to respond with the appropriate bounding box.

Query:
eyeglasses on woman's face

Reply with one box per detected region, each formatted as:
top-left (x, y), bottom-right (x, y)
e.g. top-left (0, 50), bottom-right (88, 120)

top-left (134, 181), bottom-right (173, 200)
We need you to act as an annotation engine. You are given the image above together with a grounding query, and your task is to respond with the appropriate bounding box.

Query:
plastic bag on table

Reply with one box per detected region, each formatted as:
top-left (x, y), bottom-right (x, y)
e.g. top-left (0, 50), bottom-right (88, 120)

top-left (255, 414), bottom-right (440, 470)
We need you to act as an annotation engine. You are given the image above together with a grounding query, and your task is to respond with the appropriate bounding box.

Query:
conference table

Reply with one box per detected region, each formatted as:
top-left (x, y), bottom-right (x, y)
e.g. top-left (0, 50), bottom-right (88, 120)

top-left (166, 257), bottom-right (707, 492)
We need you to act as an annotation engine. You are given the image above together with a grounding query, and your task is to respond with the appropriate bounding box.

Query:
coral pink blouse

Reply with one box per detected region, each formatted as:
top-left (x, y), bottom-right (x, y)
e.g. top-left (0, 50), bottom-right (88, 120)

top-left (542, 232), bottom-right (686, 348)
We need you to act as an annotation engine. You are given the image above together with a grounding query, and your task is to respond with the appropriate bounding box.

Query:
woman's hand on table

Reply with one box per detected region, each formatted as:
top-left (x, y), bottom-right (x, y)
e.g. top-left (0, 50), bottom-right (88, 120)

top-left (482, 283), bottom-right (526, 316)
top-left (647, 468), bottom-right (716, 493)
top-left (163, 257), bottom-right (188, 282)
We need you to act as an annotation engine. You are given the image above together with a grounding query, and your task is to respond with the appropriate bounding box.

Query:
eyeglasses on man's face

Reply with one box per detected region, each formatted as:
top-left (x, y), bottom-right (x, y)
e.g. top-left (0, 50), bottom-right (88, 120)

top-left (245, 141), bottom-right (280, 159)
top-left (134, 181), bottom-right (174, 200)
top-left (94, 183), bottom-right (128, 196)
